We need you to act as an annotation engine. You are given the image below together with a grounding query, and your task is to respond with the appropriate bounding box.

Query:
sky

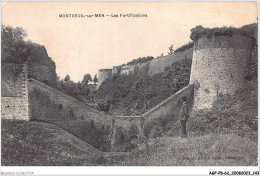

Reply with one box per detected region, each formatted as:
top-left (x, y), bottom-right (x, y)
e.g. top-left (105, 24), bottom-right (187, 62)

top-left (2, 1), bottom-right (258, 82)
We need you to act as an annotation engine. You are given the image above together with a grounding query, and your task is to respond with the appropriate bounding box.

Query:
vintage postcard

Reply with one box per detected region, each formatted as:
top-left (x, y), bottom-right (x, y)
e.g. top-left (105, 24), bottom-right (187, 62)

top-left (1, 1), bottom-right (258, 175)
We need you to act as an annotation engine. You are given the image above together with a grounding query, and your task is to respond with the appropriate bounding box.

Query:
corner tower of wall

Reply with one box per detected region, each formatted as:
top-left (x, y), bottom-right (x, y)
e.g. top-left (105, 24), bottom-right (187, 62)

top-left (190, 35), bottom-right (254, 110)
top-left (97, 69), bottom-right (112, 88)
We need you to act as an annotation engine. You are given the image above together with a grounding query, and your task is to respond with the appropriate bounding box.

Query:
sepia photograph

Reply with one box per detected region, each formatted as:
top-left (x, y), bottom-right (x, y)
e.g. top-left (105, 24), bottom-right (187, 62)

top-left (1, 1), bottom-right (258, 175)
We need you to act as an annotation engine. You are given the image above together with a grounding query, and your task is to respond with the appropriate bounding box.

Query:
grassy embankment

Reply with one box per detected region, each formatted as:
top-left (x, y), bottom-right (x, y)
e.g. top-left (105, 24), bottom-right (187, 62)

top-left (2, 119), bottom-right (257, 166)
top-left (1, 120), bottom-right (108, 166)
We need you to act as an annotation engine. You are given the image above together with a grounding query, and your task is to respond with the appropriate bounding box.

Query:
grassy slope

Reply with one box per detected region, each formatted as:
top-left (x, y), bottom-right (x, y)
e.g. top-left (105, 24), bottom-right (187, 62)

top-left (187, 78), bottom-right (258, 138)
top-left (1, 119), bottom-right (105, 166)
top-left (1, 120), bottom-right (257, 166)
top-left (106, 134), bottom-right (257, 166)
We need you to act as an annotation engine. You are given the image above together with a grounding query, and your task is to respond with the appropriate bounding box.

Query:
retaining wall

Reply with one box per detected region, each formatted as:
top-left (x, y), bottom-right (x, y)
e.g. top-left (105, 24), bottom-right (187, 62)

top-left (113, 85), bottom-right (194, 139)
top-left (120, 65), bottom-right (136, 75)
top-left (148, 48), bottom-right (193, 76)
top-left (28, 78), bottom-right (113, 151)
top-left (142, 84), bottom-right (194, 137)
top-left (98, 48), bottom-right (192, 88)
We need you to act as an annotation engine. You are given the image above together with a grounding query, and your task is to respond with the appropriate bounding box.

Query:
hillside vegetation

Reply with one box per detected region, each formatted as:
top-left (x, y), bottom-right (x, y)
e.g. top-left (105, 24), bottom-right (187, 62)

top-left (167, 75), bottom-right (258, 140)
top-left (188, 80), bottom-right (258, 138)
top-left (96, 58), bottom-right (191, 115)
top-left (3, 75), bottom-right (258, 165)
top-left (2, 119), bottom-right (257, 166)
top-left (113, 75), bottom-right (258, 164)
top-left (1, 120), bottom-right (105, 166)
top-left (126, 56), bottom-right (154, 66)
top-left (111, 134), bottom-right (257, 166)
top-left (190, 23), bottom-right (257, 42)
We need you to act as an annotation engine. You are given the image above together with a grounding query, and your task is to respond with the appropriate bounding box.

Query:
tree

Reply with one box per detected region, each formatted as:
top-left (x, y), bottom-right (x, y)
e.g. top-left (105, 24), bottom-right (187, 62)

top-left (64, 75), bottom-right (70, 82)
top-left (93, 74), bottom-right (98, 85)
top-left (1, 25), bottom-right (31, 63)
top-left (168, 45), bottom-right (174, 55)
top-left (82, 74), bottom-right (92, 86)
top-left (82, 86), bottom-right (90, 96)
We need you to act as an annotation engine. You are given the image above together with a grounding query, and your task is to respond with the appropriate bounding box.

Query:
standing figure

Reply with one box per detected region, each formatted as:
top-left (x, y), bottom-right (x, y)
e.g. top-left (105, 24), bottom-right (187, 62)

top-left (180, 96), bottom-right (189, 138)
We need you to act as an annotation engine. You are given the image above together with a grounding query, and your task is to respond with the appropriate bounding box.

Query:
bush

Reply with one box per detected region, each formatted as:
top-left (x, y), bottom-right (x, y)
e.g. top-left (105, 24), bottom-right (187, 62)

top-left (190, 24), bottom-right (256, 41)
top-left (127, 56), bottom-right (154, 65)
top-left (2, 25), bottom-right (31, 64)
top-left (189, 79), bottom-right (258, 139)
top-left (174, 42), bottom-right (193, 54)
top-left (150, 127), bottom-right (163, 138)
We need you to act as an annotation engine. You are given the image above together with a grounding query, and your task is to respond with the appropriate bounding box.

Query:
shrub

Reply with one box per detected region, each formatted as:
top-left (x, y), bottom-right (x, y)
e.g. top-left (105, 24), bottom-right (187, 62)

top-left (190, 24), bottom-right (256, 41)
top-left (2, 25), bottom-right (31, 64)
top-left (189, 79), bottom-right (258, 139)
top-left (174, 42), bottom-right (193, 54)
top-left (244, 58), bottom-right (258, 81)
top-left (150, 127), bottom-right (163, 138)
top-left (127, 56), bottom-right (154, 65)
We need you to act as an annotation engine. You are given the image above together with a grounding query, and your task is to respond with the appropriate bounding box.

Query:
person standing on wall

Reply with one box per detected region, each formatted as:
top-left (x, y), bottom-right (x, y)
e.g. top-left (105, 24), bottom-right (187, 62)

top-left (180, 96), bottom-right (189, 138)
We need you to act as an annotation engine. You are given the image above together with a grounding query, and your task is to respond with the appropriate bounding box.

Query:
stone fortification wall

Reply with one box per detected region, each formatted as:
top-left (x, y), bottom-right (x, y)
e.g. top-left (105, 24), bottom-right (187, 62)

top-left (190, 35), bottom-right (254, 110)
top-left (110, 84), bottom-right (193, 150)
top-left (97, 69), bottom-right (112, 88)
top-left (120, 65), bottom-right (136, 75)
top-left (120, 62), bottom-right (150, 76)
top-left (148, 48), bottom-right (192, 76)
top-left (97, 48), bottom-right (192, 88)
top-left (118, 48), bottom-right (192, 77)
top-left (1, 97), bottom-right (29, 120)
top-left (27, 43), bottom-right (57, 86)
top-left (1, 63), bottom-right (30, 120)
top-left (142, 84), bottom-right (194, 137)
top-left (28, 78), bottom-right (113, 151)
top-left (112, 66), bottom-right (121, 76)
